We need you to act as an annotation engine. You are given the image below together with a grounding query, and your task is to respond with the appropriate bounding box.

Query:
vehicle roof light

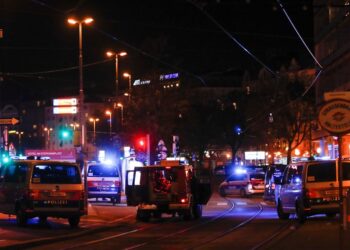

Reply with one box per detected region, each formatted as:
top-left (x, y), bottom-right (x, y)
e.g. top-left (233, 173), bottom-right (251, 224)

top-left (235, 168), bottom-right (247, 174)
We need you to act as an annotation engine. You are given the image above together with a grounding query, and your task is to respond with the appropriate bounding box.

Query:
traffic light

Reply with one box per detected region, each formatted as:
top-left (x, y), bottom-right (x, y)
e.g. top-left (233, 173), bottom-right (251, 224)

top-left (134, 136), bottom-right (148, 163)
top-left (59, 127), bottom-right (73, 140)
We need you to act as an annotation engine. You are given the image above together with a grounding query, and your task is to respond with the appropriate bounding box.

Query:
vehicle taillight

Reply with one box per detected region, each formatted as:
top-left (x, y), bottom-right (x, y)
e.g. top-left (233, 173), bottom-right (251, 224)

top-left (180, 198), bottom-right (188, 203)
top-left (247, 182), bottom-right (253, 190)
top-left (305, 189), bottom-right (319, 199)
top-left (114, 180), bottom-right (120, 187)
top-left (26, 190), bottom-right (38, 200)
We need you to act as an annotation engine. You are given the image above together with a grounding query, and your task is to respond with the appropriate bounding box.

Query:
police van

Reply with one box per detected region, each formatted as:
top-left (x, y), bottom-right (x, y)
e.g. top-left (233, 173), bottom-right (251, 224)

top-left (0, 158), bottom-right (86, 227)
top-left (85, 161), bottom-right (121, 204)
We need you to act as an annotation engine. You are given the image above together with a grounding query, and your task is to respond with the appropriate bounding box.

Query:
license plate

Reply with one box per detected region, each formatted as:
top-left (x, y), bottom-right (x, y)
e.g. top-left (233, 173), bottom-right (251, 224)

top-left (44, 200), bottom-right (68, 205)
top-left (49, 192), bottom-right (66, 197)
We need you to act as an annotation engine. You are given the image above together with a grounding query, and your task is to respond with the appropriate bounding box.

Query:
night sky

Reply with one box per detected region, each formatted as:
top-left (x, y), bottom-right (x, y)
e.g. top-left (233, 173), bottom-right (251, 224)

top-left (0, 0), bottom-right (313, 104)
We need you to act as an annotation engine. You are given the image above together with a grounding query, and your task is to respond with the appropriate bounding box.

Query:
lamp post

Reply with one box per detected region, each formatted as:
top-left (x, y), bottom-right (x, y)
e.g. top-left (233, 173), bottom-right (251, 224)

top-left (70, 123), bottom-right (80, 131)
top-left (105, 110), bottom-right (112, 136)
top-left (67, 16), bottom-right (94, 152)
top-left (89, 117), bottom-right (99, 144)
top-left (15, 131), bottom-right (24, 148)
top-left (44, 127), bottom-right (53, 149)
top-left (106, 51), bottom-right (127, 101)
top-left (123, 72), bottom-right (131, 102)
top-left (116, 103), bottom-right (124, 125)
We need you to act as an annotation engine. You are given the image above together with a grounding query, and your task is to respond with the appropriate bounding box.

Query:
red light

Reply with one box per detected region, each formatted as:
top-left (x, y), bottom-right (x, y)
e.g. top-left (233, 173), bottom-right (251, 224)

top-left (139, 140), bottom-right (145, 146)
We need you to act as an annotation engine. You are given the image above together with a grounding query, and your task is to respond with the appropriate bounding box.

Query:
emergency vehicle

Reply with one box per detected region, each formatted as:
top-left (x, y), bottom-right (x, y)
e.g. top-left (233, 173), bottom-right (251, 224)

top-left (85, 161), bottom-right (121, 204)
top-left (0, 158), bottom-right (86, 227)
top-left (126, 160), bottom-right (211, 221)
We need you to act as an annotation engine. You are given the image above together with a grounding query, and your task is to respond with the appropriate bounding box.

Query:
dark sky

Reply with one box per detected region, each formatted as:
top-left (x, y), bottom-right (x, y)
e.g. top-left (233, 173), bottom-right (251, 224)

top-left (0, 0), bottom-right (314, 103)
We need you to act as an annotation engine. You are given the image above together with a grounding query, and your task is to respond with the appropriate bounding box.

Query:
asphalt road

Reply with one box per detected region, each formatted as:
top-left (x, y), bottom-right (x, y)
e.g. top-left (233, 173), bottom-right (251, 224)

top-left (0, 176), bottom-right (349, 249)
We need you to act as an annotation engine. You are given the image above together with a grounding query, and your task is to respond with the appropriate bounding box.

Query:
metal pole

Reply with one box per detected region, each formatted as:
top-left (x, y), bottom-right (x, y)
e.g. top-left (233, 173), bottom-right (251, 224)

top-left (78, 22), bottom-right (85, 151)
top-left (338, 136), bottom-right (347, 230)
top-left (109, 113), bottom-right (112, 136)
top-left (128, 76), bottom-right (131, 102)
top-left (115, 55), bottom-right (119, 100)
top-left (146, 134), bottom-right (150, 166)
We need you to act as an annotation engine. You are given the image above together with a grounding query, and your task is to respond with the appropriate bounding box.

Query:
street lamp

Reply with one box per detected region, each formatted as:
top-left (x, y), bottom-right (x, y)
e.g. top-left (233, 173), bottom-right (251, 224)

top-left (67, 16), bottom-right (94, 151)
top-left (123, 72), bottom-right (131, 102)
top-left (89, 117), bottom-right (99, 144)
top-left (116, 103), bottom-right (124, 125)
top-left (106, 51), bottom-right (127, 101)
top-left (105, 110), bottom-right (112, 136)
top-left (44, 127), bottom-right (53, 149)
top-left (15, 131), bottom-right (24, 148)
top-left (70, 123), bottom-right (80, 130)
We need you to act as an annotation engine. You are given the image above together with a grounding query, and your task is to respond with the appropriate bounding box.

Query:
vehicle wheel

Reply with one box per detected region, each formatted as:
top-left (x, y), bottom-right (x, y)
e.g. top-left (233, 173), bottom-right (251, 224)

top-left (183, 205), bottom-right (194, 221)
top-left (193, 204), bottom-right (202, 219)
top-left (16, 208), bottom-right (27, 227)
top-left (136, 210), bottom-right (150, 222)
top-left (277, 201), bottom-right (290, 220)
top-left (39, 216), bottom-right (47, 224)
top-left (219, 187), bottom-right (226, 197)
top-left (115, 195), bottom-right (121, 204)
top-left (240, 189), bottom-right (247, 198)
top-left (296, 204), bottom-right (306, 223)
top-left (68, 216), bottom-right (80, 228)
top-left (326, 213), bottom-right (336, 218)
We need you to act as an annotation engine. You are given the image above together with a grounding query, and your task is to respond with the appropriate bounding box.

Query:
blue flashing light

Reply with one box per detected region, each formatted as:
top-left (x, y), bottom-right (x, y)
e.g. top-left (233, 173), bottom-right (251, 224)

top-left (234, 126), bottom-right (242, 135)
top-left (235, 168), bottom-right (247, 174)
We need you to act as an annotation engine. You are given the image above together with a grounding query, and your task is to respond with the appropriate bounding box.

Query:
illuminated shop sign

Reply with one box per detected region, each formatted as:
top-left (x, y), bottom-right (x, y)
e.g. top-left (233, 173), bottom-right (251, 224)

top-left (53, 106), bottom-right (77, 114)
top-left (133, 79), bottom-right (151, 86)
top-left (245, 151), bottom-right (266, 160)
top-left (159, 73), bottom-right (179, 81)
top-left (53, 98), bottom-right (77, 106)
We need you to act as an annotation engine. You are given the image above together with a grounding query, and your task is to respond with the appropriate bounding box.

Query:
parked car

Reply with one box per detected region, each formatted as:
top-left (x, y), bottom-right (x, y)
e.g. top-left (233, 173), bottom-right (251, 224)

top-left (85, 161), bottom-right (121, 204)
top-left (276, 160), bottom-right (350, 223)
top-left (219, 169), bottom-right (265, 197)
top-left (0, 159), bottom-right (86, 227)
top-left (263, 164), bottom-right (287, 202)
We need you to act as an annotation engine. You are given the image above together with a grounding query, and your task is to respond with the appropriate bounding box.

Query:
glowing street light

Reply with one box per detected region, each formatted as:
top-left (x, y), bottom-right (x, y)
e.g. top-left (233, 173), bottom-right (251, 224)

top-left (106, 51), bottom-right (127, 100)
top-left (116, 103), bottom-right (124, 125)
top-left (89, 117), bottom-right (99, 144)
top-left (123, 72), bottom-right (131, 102)
top-left (105, 110), bottom-right (112, 136)
top-left (67, 16), bottom-right (94, 151)
top-left (44, 127), bottom-right (53, 149)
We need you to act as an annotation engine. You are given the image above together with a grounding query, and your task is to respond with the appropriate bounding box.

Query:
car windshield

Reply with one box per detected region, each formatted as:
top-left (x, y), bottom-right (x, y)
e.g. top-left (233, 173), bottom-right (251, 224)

top-left (307, 162), bottom-right (336, 182)
top-left (88, 164), bottom-right (119, 177)
top-left (32, 164), bottom-right (81, 184)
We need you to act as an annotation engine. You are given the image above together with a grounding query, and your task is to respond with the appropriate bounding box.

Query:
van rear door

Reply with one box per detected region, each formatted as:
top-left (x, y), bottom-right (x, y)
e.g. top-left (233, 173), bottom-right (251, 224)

top-left (126, 168), bottom-right (145, 206)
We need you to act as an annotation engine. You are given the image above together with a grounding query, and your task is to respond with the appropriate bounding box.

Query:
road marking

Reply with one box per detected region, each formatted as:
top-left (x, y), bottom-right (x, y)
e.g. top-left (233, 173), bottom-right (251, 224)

top-left (217, 202), bottom-right (228, 206)
top-left (235, 201), bottom-right (247, 205)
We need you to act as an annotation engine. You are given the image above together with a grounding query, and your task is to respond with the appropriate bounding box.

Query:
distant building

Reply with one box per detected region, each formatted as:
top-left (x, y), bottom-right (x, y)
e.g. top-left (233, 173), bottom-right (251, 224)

top-left (314, 1), bottom-right (350, 158)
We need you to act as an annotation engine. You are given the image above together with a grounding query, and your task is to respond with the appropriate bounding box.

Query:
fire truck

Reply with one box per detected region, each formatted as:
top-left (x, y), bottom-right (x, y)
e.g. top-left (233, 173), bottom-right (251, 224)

top-left (126, 160), bottom-right (211, 221)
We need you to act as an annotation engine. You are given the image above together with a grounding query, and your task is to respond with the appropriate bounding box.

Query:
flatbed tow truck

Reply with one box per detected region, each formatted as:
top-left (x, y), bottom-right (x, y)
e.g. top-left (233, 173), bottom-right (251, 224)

top-left (126, 160), bottom-right (211, 221)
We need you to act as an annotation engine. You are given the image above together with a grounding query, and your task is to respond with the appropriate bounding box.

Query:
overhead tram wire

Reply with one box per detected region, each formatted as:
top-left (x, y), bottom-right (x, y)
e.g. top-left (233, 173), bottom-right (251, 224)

top-left (30, 0), bottom-right (206, 86)
top-left (187, 0), bottom-right (277, 78)
top-left (276, 0), bottom-right (324, 97)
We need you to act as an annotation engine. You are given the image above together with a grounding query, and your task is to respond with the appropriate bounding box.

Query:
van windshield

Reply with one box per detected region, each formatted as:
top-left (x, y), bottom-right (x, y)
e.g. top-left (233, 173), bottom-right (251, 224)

top-left (32, 164), bottom-right (81, 184)
top-left (307, 162), bottom-right (336, 182)
top-left (88, 165), bottom-right (119, 177)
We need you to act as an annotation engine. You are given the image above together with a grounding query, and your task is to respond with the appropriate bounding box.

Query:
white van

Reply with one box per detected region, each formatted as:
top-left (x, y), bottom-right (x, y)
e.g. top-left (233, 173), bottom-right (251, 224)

top-left (0, 159), bottom-right (86, 227)
top-left (276, 160), bottom-right (350, 223)
top-left (86, 162), bottom-right (121, 204)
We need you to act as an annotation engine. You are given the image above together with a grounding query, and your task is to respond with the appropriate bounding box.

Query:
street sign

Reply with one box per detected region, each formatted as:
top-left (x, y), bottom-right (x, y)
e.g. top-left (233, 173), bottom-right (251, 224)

top-left (318, 99), bottom-right (350, 135)
top-left (324, 91), bottom-right (350, 101)
top-left (0, 118), bottom-right (19, 125)
top-left (53, 98), bottom-right (77, 106)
